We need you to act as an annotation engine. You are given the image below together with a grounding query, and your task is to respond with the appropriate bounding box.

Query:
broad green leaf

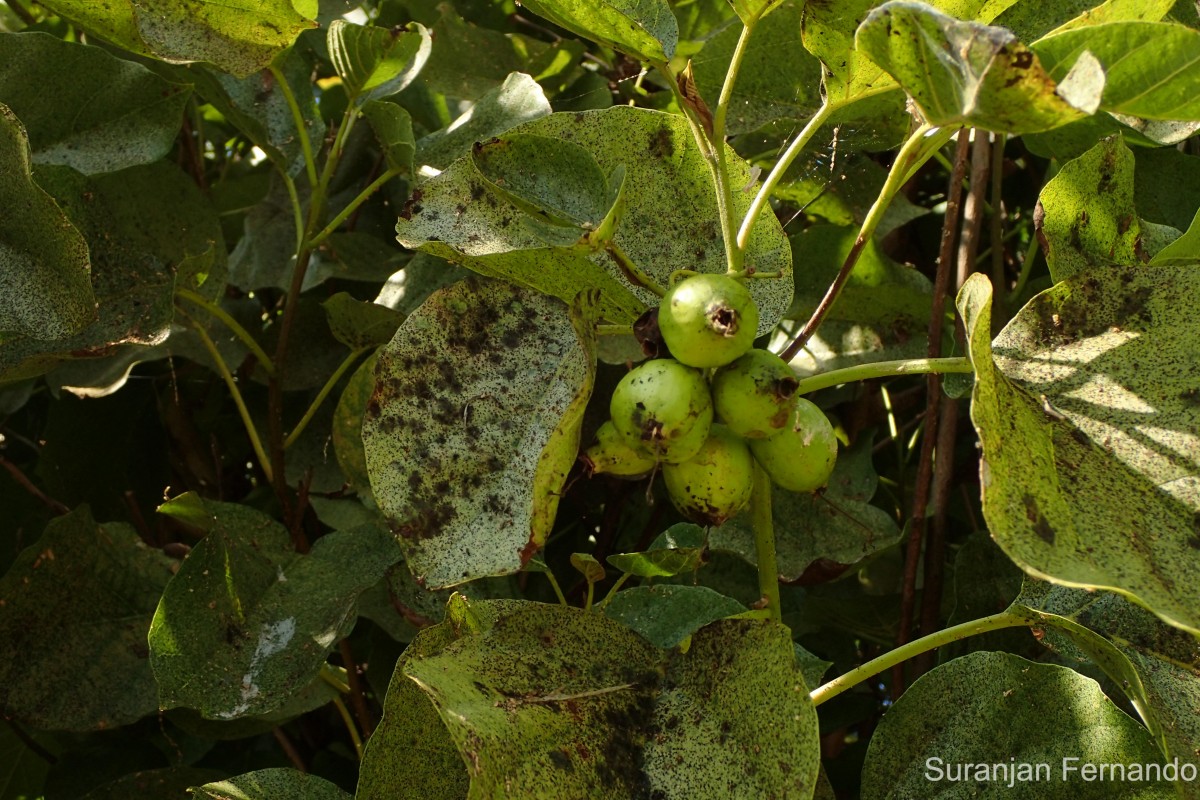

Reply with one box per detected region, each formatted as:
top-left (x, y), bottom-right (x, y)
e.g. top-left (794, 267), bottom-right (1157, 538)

top-left (856, 2), bottom-right (1087, 133)
top-left (604, 585), bottom-right (744, 647)
top-left (712, 434), bottom-right (902, 581)
top-left (992, 0), bottom-right (1173, 44)
top-left (0, 33), bottom-right (190, 174)
top-left (0, 722), bottom-right (54, 799)
top-left (327, 20), bottom-right (431, 104)
top-left (361, 100), bottom-right (415, 175)
top-left (471, 133), bottom-right (614, 229)
top-left (0, 506), bottom-right (175, 730)
top-left (399, 106), bottom-right (793, 331)
top-left (180, 46), bottom-right (325, 179)
top-left (1014, 581), bottom-right (1200, 796)
top-left (149, 494), bottom-right (401, 719)
top-left (415, 72), bottom-right (552, 171)
top-left (643, 619), bottom-right (820, 795)
top-left (517, 0), bottom-right (678, 63)
top-left (785, 225), bottom-right (932, 363)
top-left (728, 0), bottom-right (784, 25)
top-left (418, 4), bottom-right (537, 101)
top-left (191, 768), bottom-right (352, 800)
top-left (78, 767), bottom-right (226, 800)
top-left (35, 0), bottom-right (152, 57)
top-left (1034, 22), bottom-right (1200, 122)
top-left (332, 352), bottom-right (376, 495)
top-left (861, 652), bottom-right (1172, 799)
top-left (1150, 205), bottom-right (1200, 267)
top-left (691, 2), bottom-right (824, 135)
top-left (800, 0), bottom-right (900, 108)
top-left (771, 152), bottom-right (930, 237)
top-left (607, 546), bottom-right (704, 579)
top-left (322, 293), bottom-right (402, 350)
top-left (364, 600), bottom-right (819, 798)
top-left (1034, 136), bottom-right (1156, 282)
top-left (1, 161), bottom-right (226, 384)
top-left (0, 104), bottom-right (93, 343)
top-left (361, 278), bottom-right (596, 588)
top-left (959, 271), bottom-right (1200, 636)
top-left (570, 552), bottom-right (607, 583)
top-left (130, 0), bottom-right (316, 78)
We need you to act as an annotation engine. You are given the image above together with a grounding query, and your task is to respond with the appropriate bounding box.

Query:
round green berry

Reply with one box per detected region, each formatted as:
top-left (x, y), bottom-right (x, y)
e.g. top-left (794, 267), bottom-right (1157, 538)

top-left (711, 349), bottom-right (800, 439)
top-left (663, 424), bottom-right (754, 526)
top-left (609, 359), bottom-right (713, 465)
top-left (749, 398), bottom-right (837, 492)
top-left (658, 274), bottom-right (759, 368)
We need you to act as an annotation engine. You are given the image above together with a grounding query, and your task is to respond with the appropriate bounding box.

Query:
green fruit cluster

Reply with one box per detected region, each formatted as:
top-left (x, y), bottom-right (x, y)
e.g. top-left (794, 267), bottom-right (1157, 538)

top-left (583, 274), bottom-right (839, 526)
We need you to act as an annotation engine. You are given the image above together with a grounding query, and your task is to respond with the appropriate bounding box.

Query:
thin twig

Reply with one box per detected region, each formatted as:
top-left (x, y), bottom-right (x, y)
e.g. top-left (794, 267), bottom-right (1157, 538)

top-left (893, 131), bottom-right (971, 697)
top-left (780, 125), bottom-right (954, 363)
top-left (0, 454), bottom-right (70, 515)
top-left (989, 133), bottom-right (1008, 328)
top-left (3, 717), bottom-right (56, 763)
top-left (339, 639), bottom-right (374, 740)
top-left (272, 727), bottom-right (306, 772)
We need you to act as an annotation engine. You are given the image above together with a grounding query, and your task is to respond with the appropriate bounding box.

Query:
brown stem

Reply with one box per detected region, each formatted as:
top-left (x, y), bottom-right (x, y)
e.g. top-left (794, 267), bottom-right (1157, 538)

top-left (0, 454), bottom-right (69, 515)
top-left (4, 716), bottom-right (56, 764)
top-left (780, 234), bottom-right (870, 363)
top-left (955, 132), bottom-right (991, 289)
top-left (272, 727), bottom-right (307, 772)
top-left (7, 0), bottom-right (37, 27)
top-left (123, 490), bottom-right (159, 547)
top-left (267, 248), bottom-right (314, 546)
top-left (892, 132), bottom-right (972, 698)
top-left (339, 639), bottom-right (374, 739)
top-left (915, 397), bottom-right (959, 675)
top-left (988, 134), bottom-right (1008, 330)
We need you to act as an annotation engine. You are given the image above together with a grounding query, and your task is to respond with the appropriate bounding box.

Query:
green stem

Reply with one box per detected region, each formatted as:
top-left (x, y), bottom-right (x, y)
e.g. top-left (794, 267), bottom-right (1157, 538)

top-left (270, 64), bottom-right (319, 193)
top-left (794, 357), bottom-right (973, 396)
top-left (598, 573), bottom-right (632, 609)
top-left (737, 97), bottom-right (835, 254)
top-left (1009, 227), bottom-right (1040, 303)
top-left (544, 568), bottom-right (569, 606)
top-left (654, 60), bottom-right (742, 273)
top-left (180, 308), bottom-right (273, 484)
top-left (177, 288), bottom-right (275, 376)
top-left (607, 241), bottom-right (666, 297)
top-left (751, 462), bottom-right (781, 622)
top-left (332, 695), bottom-right (365, 760)
top-left (285, 348), bottom-right (367, 449)
top-left (712, 20), bottom-right (758, 272)
top-left (810, 610), bottom-right (1031, 705)
top-left (278, 168), bottom-right (305, 254)
top-left (779, 124), bottom-right (957, 363)
top-left (307, 168), bottom-right (401, 250)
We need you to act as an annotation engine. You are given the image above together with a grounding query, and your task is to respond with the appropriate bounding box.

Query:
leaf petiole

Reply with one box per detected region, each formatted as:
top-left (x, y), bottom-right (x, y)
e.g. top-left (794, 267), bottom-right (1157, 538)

top-left (792, 357), bottom-right (973, 396)
top-left (810, 609), bottom-right (1032, 705)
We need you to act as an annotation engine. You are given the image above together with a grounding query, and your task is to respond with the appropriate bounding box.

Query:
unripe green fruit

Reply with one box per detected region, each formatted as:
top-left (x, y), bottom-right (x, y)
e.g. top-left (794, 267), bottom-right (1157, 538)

top-left (581, 421), bottom-right (656, 478)
top-left (749, 398), bottom-right (838, 492)
top-left (609, 359), bottom-right (713, 465)
top-left (711, 349), bottom-right (800, 439)
top-left (663, 424), bottom-right (754, 526)
top-left (658, 274), bottom-right (759, 368)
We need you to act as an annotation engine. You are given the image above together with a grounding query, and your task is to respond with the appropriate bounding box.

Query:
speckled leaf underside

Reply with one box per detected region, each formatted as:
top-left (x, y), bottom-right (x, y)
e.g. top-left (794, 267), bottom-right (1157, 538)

top-left (959, 268), bottom-right (1200, 636)
top-left (861, 652), bottom-right (1172, 799)
top-left (362, 278), bottom-right (597, 589)
top-left (395, 106), bottom-right (793, 331)
top-left (357, 600), bottom-right (820, 800)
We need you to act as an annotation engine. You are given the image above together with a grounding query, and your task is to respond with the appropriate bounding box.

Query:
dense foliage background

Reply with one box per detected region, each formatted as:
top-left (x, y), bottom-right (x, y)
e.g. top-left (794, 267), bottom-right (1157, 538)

top-left (0, 0), bottom-right (1198, 798)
